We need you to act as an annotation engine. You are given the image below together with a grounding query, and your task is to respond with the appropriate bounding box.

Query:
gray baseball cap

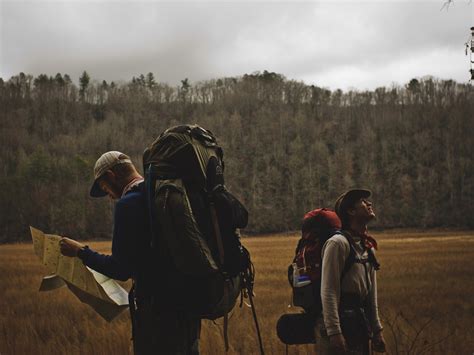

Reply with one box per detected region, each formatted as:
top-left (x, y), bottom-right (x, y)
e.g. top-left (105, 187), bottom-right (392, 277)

top-left (90, 151), bottom-right (132, 197)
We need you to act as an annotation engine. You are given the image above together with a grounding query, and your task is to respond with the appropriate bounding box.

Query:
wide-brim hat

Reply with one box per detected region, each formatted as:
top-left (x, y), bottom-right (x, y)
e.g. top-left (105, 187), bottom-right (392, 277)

top-left (90, 151), bottom-right (132, 197)
top-left (334, 189), bottom-right (371, 222)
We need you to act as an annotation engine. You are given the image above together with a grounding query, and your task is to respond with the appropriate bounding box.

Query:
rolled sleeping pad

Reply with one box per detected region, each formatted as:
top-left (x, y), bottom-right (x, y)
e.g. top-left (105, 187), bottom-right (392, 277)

top-left (276, 312), bottom-right (317, 345)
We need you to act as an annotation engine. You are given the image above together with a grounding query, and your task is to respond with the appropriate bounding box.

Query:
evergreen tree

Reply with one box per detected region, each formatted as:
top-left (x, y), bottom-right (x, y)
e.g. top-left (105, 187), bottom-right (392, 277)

top-left (79, 71), bottom-right (90, 101)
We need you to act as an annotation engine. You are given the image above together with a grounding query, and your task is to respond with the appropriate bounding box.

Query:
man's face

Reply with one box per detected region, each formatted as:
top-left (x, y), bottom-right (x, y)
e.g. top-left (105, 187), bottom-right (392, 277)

top-left (98, 172), bottom-right (122, 200)
top-left (348, 198), bottom-right (376, 223)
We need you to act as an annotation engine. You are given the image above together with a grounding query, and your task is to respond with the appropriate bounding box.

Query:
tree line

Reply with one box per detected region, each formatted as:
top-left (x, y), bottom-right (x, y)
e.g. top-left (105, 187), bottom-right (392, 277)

top-left (0, 71), bottom-right (473, 242)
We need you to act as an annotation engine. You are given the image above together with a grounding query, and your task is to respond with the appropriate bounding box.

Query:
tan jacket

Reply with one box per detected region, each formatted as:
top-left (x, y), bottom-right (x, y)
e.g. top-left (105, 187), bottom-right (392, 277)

top-left (320, 232), bottom-right (383, 336)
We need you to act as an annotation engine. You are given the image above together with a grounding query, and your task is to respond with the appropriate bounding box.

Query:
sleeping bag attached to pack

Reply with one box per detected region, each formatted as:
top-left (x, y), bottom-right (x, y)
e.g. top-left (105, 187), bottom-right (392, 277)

top-left (143, 124), bottom-right (264, 353)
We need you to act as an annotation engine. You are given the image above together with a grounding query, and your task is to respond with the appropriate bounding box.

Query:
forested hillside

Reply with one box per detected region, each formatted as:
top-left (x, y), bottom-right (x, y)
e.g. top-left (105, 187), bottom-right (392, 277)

top-left (1, 71), bottom-right (473, 242)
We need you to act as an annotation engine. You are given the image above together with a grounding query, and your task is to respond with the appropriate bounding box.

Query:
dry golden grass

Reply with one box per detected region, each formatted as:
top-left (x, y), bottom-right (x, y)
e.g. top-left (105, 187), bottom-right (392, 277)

top-left (1, 230), bottom-right (473, 354)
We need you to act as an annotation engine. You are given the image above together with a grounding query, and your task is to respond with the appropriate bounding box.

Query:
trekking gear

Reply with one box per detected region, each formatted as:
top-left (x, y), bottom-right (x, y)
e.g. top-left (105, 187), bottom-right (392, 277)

top-left (347, 228), bottom-right (381, 270)
top-left (143, 124), bottom-right (264, 354)
top-left (288, 208), bottom-right (351, 313)
top-left (277, 208), bottom-right (356, 346)
top-left (278, 208), bottom-right (382, 348)
top-left (276, 312), bottom-right (316, 345)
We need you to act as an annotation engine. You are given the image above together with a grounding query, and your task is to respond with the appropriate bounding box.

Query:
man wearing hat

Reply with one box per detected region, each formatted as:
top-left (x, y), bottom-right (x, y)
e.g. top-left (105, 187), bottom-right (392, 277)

top-left (318, 189), bottom-right (386, 354)
top-left (59, 151), bottom-right (201, 354)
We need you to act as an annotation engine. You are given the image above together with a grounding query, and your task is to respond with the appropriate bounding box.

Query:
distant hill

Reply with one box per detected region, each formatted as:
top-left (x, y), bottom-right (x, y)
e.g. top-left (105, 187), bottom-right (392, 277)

top-left (1, 71), bottom-right (473, 242)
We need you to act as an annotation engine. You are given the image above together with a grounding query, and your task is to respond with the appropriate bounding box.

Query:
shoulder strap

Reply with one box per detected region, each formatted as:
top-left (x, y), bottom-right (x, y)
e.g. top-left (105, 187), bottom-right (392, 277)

top-left (340, 230), bottom-right (376, 299)
top-left (338, 230), bottom-right (357, 279)
top-left (145, 165), bottom-right (159, 248)
top-left (293, 238), bottom-right (305, 260)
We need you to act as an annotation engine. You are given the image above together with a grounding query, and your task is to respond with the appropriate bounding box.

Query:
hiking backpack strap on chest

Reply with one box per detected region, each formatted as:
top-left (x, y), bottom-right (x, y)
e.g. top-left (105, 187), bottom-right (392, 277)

top-left (339, 230), bottom-right (380, 328)
top-left (341, 231), bottom-right (371, 299)
top-left (344, 231), bottom-right (380, 341)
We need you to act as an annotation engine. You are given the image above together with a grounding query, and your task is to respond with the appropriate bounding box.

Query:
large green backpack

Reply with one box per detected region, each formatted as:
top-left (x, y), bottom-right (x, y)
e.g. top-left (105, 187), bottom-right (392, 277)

top-left (143, 124), bottom-right (252, 320)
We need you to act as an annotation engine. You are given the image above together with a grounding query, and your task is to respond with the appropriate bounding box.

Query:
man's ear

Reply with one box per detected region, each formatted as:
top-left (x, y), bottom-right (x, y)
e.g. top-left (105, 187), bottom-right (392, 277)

top-left (347, 207), bottom-right (356, 217)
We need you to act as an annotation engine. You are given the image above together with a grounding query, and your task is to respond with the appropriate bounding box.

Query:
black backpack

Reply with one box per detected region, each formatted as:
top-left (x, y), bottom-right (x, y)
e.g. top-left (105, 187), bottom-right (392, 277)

top-left (143, 124), bottom-right (264, 353)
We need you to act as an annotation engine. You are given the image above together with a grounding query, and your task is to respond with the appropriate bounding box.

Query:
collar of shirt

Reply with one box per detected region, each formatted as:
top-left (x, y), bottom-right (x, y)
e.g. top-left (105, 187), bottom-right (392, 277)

top-left (121, 177), bottom-right (144, 198)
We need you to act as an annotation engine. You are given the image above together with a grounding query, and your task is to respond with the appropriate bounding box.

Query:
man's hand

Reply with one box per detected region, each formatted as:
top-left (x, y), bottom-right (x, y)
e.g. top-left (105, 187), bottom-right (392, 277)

top-left (329, 333), bottom-right (347, 354)
top-left (60, 237), bottom-right (85, 257)
top-left (372, 330), bottom-right (387, 353)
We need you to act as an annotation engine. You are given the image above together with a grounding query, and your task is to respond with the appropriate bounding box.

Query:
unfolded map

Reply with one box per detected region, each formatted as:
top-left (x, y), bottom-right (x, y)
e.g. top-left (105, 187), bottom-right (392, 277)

top-left (30, 227), bottom-right (129, 321)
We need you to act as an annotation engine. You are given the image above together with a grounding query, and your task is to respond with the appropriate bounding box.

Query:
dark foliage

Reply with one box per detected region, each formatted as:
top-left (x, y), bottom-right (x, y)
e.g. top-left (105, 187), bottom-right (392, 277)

top-left (0, 71), bottom-right (473, 242)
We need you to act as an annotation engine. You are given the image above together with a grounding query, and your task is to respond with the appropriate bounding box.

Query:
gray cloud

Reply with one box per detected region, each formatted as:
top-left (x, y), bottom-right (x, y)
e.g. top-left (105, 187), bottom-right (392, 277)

top-left (1, 1), bottom-right (473, 90)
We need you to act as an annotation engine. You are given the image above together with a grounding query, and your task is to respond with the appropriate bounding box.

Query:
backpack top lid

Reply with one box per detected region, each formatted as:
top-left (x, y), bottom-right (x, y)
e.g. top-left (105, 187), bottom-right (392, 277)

top-left (301, 208), bottom-right (341, 240)
top-left (143, 124), bottom-right (223, 187)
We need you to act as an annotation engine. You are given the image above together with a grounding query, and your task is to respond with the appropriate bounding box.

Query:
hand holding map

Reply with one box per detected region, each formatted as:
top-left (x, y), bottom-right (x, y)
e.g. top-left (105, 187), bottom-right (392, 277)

top-left (30, 227), bottom-right (129, 322)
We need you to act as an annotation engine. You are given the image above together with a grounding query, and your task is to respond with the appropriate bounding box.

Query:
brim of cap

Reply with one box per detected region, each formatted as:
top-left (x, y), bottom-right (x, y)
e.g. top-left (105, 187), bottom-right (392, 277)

top-left (335, 189), bottom-right (372, 217)
top-left (345, 189), bottom-right (371, 202)
top-left (90, 179), bottom-right (108, 197)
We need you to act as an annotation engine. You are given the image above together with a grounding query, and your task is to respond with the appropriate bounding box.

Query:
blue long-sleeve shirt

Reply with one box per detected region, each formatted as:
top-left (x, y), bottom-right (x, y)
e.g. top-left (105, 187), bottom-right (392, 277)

top-left (78, 184), bottom-right (151, 282)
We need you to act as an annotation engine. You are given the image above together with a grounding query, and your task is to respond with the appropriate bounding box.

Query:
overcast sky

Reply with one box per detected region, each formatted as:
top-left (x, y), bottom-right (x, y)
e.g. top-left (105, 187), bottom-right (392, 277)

top-left (1, 0), bottom-right (473, 90)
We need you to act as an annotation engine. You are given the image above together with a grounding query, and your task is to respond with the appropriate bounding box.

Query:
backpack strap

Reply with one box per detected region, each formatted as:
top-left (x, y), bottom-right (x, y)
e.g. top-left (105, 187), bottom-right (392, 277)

top-left (292, 238), bottom-right (305, 262)
top-left (339, 229), bottom-right (375, 324)
top-left (145, 165), bottom-right (159, 248)
top-left (209, 200), bottom-right (230, 351)
top-left (210, 198), bottom-right (264, 354)
top-left (338, 230), bottom-right (357, 280)
top-left (210, 202), bottom-right (225, 267)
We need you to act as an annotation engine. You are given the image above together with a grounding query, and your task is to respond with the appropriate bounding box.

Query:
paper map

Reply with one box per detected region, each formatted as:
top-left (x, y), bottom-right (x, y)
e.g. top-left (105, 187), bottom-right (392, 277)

top-left (30, 226), bottom-right (129, 321)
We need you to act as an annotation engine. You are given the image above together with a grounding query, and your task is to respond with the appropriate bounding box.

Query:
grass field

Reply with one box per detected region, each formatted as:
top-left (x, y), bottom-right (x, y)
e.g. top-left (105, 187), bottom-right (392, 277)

top-left (1, 230), bottom-right (473, 354)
